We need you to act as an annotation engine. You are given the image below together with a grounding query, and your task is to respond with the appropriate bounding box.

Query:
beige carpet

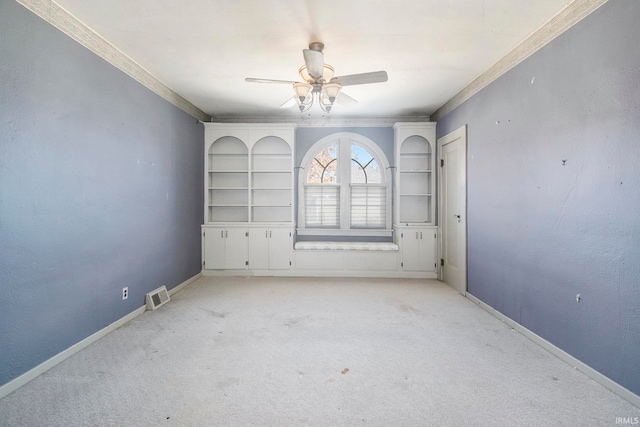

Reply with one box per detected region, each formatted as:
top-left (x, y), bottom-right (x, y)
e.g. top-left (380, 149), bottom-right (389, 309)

top-left (0, 276), bottom-right (638, 426)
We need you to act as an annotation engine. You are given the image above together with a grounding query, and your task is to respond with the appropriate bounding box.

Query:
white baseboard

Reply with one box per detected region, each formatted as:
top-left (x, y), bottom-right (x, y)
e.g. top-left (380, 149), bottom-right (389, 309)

top-left (168, 272), bottom-right (201, 296)
top-left (0, 306), bottom-right (146, 400)
top-left (0, 272), bottom-right (202, 400)
top-left (465, 293), bottom-right (640, 409)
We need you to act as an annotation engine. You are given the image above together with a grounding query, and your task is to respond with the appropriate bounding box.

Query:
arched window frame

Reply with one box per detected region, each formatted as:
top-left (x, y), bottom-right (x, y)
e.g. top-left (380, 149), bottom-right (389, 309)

top-left (298, 132), bottom-right (392, 235)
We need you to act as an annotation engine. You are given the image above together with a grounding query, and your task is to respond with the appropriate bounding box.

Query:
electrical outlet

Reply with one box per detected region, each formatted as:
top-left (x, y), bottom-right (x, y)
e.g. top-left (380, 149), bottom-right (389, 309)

top-left (122, 287), bottom-right (128, 300)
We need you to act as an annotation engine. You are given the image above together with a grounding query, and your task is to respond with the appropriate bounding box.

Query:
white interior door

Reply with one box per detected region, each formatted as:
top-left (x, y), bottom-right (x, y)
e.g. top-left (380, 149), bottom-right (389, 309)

top-left (438, 126), bottom-right (467, 294)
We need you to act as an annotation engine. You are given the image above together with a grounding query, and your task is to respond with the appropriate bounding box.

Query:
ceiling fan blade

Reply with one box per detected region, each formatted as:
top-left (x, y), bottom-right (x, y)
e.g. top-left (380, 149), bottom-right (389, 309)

top-left (245, 78), bottom-right (297, 85)
top-left (335, 92), bottom-right (358, 106)
top-left (280, 96), bottom-right (297, 108)
top-left (303, 49), bottom-right (324, 80)
top-left (331, 71), bottom-right (388, 86)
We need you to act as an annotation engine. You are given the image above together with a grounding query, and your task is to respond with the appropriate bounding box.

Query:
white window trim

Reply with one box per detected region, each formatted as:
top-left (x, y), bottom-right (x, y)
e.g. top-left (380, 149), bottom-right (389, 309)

top-left (297, 132), bottom-right (392, 236)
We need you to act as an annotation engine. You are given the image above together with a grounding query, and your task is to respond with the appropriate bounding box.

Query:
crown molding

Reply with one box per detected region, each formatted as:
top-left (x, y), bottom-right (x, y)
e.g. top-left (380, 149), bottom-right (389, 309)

top-left (16, 0), bottom-right (211, 122)
top-left (431, 0), bottom-right (609, 121)
top-left (210, 115), bottom-right (430, 127)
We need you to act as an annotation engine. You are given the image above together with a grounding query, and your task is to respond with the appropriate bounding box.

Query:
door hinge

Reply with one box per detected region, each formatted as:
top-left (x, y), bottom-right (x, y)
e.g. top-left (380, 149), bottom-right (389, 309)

top-left (440, 159), bottom-right (444, 167)
top-left (441, 258), bottom-right (445, 266)
top-left (246, 232), bottom-right (249, 237)
top-left (289, 261), bottom-right (292, 266)
top-left (246, 261), bottom-right (249, 266)
top-left (203, 260), bottom-right (205, 266)
top-left (202, 231), bottom-right (205, 237)
top-left (401, 262), bottom-right (404, 267)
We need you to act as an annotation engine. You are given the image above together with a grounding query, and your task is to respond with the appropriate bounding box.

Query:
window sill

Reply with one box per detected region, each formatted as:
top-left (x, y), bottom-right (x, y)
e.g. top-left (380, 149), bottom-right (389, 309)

top-left (296, 228), bottom-right (393, 237)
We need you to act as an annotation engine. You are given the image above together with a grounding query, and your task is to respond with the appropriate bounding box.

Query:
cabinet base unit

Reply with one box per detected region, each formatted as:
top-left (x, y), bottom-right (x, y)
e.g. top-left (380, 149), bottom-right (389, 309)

top-left (395, 225), bottom-right (438, 273)
top-left (202, 226), bottom-right (248, 270)
top-left (202, 232), bottom-right (437, 278)
top-left (247, 227), bottom-right (292, 270)
top-left (202, 225), bottom-right (292, 274)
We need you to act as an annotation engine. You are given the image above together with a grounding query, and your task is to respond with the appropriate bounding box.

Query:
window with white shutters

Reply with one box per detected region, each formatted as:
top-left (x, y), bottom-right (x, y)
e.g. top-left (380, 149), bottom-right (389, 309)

top-left (299, 133), bottom-right (391, 232)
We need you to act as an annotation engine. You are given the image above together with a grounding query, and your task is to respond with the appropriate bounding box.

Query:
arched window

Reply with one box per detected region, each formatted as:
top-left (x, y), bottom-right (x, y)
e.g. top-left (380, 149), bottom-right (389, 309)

top-left (298, 132), bottom-right (391, 232)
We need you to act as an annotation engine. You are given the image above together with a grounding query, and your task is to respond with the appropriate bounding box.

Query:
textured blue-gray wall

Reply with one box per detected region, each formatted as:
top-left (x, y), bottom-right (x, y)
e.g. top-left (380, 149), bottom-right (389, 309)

top-left (436, 0), bottom-right (640, 395)
top-left (0, 2), bottom-right (204, 386)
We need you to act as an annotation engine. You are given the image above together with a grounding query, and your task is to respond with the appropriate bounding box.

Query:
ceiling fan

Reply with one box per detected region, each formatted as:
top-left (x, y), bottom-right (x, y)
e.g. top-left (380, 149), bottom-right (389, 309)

top-left (245, 42), bottom-right (388, 113)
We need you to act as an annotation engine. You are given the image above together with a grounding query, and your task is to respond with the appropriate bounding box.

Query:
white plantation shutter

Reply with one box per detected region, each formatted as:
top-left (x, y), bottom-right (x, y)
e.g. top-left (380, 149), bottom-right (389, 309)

top-left (350, 184), bottom-right (386, 228)
top-left (304, 184), bottom-right (340, 228)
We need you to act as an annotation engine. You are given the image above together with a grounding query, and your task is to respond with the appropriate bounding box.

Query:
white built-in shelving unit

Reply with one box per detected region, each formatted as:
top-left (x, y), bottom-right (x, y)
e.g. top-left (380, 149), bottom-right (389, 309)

top-left (207, 136), bottom-right (249, 223)
top-left (202, 123), bottom-right (295, 273)
top-left (201, 121), bottom-right (438, 279)
top-left (394, 122), bottom-right (436, 225)
top-left (394, 122), bottom-right (438, 273)
top-left (251, 136), bottom-right (293, 223)
top-left (204, 124), bottom-right (295, 224)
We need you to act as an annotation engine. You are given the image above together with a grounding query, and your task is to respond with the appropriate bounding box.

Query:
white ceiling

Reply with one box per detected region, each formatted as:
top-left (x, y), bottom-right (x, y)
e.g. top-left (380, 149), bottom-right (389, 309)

top-left (53, 0), bottom-right (572, 119)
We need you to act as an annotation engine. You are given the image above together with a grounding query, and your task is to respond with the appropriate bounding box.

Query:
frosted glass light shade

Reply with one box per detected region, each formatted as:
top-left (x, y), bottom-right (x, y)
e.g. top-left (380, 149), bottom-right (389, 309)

top-left (322, 83), bottom-right (341, 103)
top-left (321, 64), bottom-right (335, 82)
top-left (293, 82), bottom-right (312, 102)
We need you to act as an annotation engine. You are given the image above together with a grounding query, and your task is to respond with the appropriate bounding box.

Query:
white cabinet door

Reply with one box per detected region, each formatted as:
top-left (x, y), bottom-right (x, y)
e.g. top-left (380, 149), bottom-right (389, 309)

top-left (224, 228), bottom-right (249, 269)
top-left (203, 227), bottom-right (248, 270)
top-left (401, 229), bottom-right (426, 271)
top-left (203, 228), bottom-right (226, 270)
top-left (268, 228), bottom-right (291, 270)
top-left (400, 227), bottom-right (436, 272)
top-left (248, 228), bottom-right (291, 270)
top-left (248, 228), bottom-right (270, 270)
top-left (420, 229), bottom-right (437, 272)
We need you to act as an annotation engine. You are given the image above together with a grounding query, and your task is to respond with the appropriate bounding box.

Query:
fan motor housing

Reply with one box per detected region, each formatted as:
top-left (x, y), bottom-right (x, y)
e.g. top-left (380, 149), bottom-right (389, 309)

top-left (308, 42), bottom-right (324, 52)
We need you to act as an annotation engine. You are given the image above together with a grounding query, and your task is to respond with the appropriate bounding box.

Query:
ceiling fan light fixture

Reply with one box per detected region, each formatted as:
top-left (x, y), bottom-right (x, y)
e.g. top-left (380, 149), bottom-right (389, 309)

top-left (246, 42), bottom-right (387, 114)
top-left (322, 83), bottom-right (342, 104)
top-left (293, 82), bottom-right (312, 103)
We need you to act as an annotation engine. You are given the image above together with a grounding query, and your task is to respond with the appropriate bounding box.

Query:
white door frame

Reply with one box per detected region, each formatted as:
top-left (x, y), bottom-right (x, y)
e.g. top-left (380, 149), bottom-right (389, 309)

top-left (437, 125), bottom-right (467, 294)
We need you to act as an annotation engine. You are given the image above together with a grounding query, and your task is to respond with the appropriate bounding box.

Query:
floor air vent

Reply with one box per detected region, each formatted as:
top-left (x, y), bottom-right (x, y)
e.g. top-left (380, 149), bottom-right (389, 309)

top-left (146, 285), bottom-right (170, 311)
